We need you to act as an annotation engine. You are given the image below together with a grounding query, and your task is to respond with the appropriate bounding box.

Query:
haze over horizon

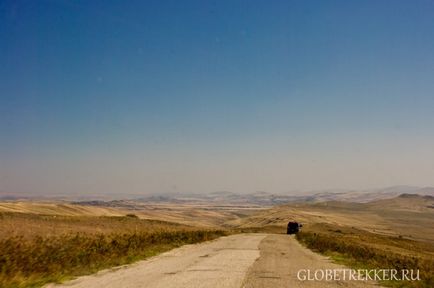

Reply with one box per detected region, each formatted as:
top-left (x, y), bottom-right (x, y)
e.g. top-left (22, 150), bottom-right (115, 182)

top-left (2, 1), bottom-right (434, 196)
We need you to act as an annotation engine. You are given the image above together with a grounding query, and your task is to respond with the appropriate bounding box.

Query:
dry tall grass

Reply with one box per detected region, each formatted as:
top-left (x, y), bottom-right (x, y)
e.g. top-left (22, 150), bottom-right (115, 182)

top-left (0, 212), bottom-right (196, 239)
top-left (296, 224), bottom-right (434, 288)
top-left (0, 212), bottom-right (227, 287)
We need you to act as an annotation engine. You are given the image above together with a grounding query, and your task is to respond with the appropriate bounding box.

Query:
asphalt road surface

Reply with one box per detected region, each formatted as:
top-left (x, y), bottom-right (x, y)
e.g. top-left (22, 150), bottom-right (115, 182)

top-left (243, 234), bottom-right (376, 288)
top-left (49, 234), bottom-right (377, 288)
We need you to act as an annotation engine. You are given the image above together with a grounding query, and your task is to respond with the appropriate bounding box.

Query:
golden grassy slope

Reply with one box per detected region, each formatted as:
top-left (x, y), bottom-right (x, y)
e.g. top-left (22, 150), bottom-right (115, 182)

top-left (0, 202), bottom-right (124, 216)
top-left (236, 195), bottom-right (434, 242)
top-left (0, 201), bottom-right (261, 228)
top-left (0, 212), bottom-right (197, 239)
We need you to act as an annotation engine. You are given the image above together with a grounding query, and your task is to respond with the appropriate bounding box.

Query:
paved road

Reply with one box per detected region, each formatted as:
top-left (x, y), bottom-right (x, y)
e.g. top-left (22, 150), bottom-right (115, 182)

top-left (243, 234), bottom-right (376, 288)
top-left (48, 234), bottom-right (266, 288)
top-left (49, 234), bottom-right (377, 288)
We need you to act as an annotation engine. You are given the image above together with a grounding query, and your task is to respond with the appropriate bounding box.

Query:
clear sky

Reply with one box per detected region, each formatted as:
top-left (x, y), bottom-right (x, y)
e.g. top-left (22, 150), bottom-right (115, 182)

top-left (1, 0), bottom-right (434, 196)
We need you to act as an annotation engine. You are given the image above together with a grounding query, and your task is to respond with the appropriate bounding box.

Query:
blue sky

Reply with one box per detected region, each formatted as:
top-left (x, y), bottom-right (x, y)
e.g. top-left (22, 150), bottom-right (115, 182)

top-left (1, 1), bottom-right (434, 196)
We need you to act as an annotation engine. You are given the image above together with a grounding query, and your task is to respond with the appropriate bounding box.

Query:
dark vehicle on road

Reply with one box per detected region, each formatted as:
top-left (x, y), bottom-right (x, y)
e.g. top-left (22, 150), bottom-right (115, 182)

top-left (287, 222), bottom-right (302, 234)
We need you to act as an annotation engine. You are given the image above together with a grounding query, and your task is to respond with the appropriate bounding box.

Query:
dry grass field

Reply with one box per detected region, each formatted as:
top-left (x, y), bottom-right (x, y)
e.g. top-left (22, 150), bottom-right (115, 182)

top-left (0, 202), bottom-right (124, 217)
top-left (236, 194), bottom-right (434, 288)
top-left (0, 210), bottom-right (228, 288)
top-left (0, 200), bottom-right (261, 287)
top-left (0, 212), bottom-right (201, 239)
top-left (0, 200), bottom-right (262, 228)
top-left (296, 224), bottom-right (434, 288)
top-left (0, 194), bottom-right (432, 287)
top-left (236, 194), bottom-right (434, 242)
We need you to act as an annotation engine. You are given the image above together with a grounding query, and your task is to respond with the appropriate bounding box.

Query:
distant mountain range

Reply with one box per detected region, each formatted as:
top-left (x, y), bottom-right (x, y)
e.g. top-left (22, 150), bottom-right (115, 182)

top-left (135, 185), bottom-right (434, 205)
top-left (305, 185), bottom-right (434, 203)
top-left (2, 185), bottom-right (434, 206)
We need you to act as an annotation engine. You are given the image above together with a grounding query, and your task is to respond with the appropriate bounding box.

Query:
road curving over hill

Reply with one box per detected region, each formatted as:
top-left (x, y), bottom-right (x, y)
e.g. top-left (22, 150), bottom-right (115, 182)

top-left (48, 234), bottom-right (377, 288)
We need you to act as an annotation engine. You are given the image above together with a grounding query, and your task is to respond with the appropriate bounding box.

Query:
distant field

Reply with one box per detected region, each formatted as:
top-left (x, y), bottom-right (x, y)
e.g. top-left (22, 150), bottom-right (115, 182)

top-left (237, 194), bottom-right (434, 242)
top-left (0, 202), bottom-right (124, 217)
top-left (0, 212), bottom-right (196, 239)
top-left (0, 200), bottom-right (262, 228)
